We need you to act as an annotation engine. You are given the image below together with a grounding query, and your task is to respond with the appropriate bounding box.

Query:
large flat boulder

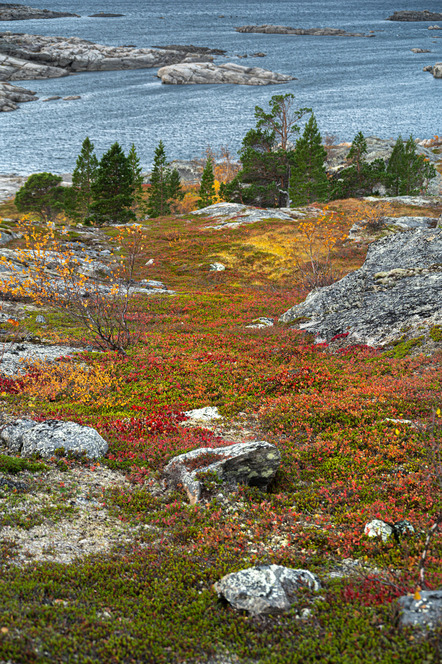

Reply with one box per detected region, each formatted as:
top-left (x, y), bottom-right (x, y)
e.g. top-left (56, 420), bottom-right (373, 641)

top-left (157, 62), bottom-right (295, 85)
top-left (279, 229), bottom-right (442, 348)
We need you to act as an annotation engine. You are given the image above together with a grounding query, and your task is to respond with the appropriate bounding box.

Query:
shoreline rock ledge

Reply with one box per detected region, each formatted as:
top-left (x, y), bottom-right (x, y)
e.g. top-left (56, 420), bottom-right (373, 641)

top-left (0, 79), bottom-right (36, 110)
top-left (386, 10), bottom-right (442, 21)
top-left (0, 3), bottom-right (79, 20)
top-left (235, 25), bottom-right (374, 37)
top-left (157, 62), bottom-right (295, 85)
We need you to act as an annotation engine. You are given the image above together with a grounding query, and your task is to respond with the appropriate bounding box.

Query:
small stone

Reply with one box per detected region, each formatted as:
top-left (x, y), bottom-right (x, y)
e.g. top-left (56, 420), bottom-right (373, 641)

top-left (35, 315), bottom-right (47, 324)
top-left (209, 262), bottom-right (226, 271)
top-left (364, 519), bottom-right (393, 542)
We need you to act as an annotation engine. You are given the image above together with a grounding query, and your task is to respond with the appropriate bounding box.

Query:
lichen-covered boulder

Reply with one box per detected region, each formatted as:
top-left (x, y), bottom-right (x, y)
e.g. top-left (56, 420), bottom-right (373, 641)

top-left (0, 419), bottom-right (108, 459)
top-left (0, 419), bottom-right (35, 454)
top-left (162, 441), bottom-right (280, 503)
top-left (397, 591), bottom-right (442, 628)
top-left (214, 565), bottom-right (321, 615)
top-left (280, 229), bottom-right (442, 348)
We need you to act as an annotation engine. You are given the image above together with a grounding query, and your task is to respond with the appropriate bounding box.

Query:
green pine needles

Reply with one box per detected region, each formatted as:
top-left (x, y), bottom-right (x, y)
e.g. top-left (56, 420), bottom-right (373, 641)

top-left (289, 113), bottom-right (329, 206)
top-left (88, 142), bottom-right (136, 226)
top-left (147, 141), bottom-right (182, 218)
top-left (198, 158), bottom-right (216, 208)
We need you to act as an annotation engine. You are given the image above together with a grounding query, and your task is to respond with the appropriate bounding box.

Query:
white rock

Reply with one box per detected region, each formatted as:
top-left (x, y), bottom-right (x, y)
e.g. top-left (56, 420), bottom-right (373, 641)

top-left (209, 262), bottom-right (226, 272)
top-left (364, 519), bottom-right (393, 543)
top-left (184, 406), bottom-right (222, 422)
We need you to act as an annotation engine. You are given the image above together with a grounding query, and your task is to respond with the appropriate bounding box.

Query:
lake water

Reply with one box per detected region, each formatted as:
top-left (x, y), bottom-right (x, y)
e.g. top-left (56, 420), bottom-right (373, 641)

top-left (1, 0), bottom-right (442, 173)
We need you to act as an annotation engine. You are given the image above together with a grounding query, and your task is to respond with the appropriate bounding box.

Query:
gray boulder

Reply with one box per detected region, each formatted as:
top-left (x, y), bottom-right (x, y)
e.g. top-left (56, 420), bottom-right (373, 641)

top-left (0, 419), bottom-right (108, 459)
top-left (157, 62), bottom-right (295, 85)
top-left (0, 418), bottom-right (36, 454)
top-left (163, 441), bottom-right (281, 503)
top-left (214, 565), bottom-right (321, 615)
top-left (279, 229), bottom-right (442, 347)
top-left (398, 591), bottom-right (442, 628)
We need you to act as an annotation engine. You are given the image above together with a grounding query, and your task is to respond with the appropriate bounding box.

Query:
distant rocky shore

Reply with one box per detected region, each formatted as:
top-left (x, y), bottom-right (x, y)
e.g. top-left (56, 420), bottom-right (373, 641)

top-left (157, 62), bottom-right (295, 85)
top-left (386, 10), bottom-right (442, 21)
top-left (0, 3), bottom-right (79, 20)
top-left (235, 25), bottom-right (375, 37)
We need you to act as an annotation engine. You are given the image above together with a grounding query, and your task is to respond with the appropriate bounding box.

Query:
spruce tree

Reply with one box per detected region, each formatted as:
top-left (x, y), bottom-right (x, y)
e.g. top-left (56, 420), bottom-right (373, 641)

top-left (147, 141), bottom-right (173, 217)
top-left (331, 131), bottom-right (385, 199)
top-left (289, 113), bottom-right (328, 206)
top-left (198, 157), bottom-right (216, 208)
top-left (168, 168), bottom-right (183, 203)
top-left (386, 135), bottom-right (436, 195)
top-left (69, 137), bottom-right (98, 221)
top-left (88, 142), bottom-right (135, 225)
top-left (128, 143), bottom-right (145, 215)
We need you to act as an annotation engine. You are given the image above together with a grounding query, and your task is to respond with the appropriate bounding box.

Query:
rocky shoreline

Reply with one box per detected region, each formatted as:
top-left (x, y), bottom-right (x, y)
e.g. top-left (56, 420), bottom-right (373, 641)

top-left (235, 24), bottom-right (375, 37)
top-left (0, 3), bottom-right (79, 20)
top-left (386, 10), bottom-right (442, 22)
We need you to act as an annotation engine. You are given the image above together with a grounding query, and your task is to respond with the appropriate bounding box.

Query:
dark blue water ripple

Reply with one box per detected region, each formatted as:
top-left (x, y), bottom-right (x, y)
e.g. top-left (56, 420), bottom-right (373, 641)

top-left (1, 0), bottom-right (442, 173)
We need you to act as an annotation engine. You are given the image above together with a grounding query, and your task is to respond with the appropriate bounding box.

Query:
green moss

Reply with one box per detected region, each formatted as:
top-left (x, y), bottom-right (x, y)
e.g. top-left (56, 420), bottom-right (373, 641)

top-left (0, 454), bottom-right (47, 474)
top-left (430, 325), bottom-right (442, 342)
top-left (385, 336), bottom-right (424, 359)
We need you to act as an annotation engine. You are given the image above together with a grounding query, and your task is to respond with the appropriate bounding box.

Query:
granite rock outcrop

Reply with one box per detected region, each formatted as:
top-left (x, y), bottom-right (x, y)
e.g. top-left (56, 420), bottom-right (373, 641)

top-left (279, 229), bottom-right (442, 348)
top-left (157, 62), bottom-right (295, 85)
top-left (0, 79), bottom-right (36, 110)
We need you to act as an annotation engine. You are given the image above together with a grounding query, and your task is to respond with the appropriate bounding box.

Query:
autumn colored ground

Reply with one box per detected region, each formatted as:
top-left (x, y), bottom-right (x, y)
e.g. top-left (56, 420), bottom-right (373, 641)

top-left (0, 198), bottom-right (441, 663)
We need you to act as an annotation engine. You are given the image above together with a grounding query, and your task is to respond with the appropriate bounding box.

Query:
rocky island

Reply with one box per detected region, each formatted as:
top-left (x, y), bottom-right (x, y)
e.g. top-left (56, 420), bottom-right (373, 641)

top-left (0, 3), bottom-right (79, 20)
top-left (0, 32), bottom-right (228, 109)
top-left (157, 62), bottom-right (295, 85)
top-left (386, 10), bottom-right (442, 21)
top-left (235, 24), bottom-right (374, 37)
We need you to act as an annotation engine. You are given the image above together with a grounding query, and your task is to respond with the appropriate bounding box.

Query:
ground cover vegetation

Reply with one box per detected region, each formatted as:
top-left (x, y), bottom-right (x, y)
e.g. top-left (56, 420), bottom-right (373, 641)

top-left (1, 100), bottom-right (442, 661)
top-left (0, 190), bottom-right (441, 662)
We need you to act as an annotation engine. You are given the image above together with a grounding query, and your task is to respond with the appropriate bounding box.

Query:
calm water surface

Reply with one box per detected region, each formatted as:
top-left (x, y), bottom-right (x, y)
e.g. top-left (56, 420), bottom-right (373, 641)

top-left (1, 0), bottom-right (442, 173)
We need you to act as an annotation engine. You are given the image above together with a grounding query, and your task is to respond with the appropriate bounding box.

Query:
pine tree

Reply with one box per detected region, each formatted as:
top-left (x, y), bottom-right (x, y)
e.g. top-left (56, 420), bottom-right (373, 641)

top-left (88, 142), bottom-right (135, 225)
top-left (222, 94), bottom-right (311, 207)
top-left (15, 172), bottom-right (65, 221)
top-left (289, 113), bottom-right (328, 206)
top-left (198, 157), bottom-right (216, 208)
top-left (69, 137), bottom-right (98, 221)
top-left (128, 143), bottom-right (145, 215)
top-left (147, 141), bottom-right (173, 217)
